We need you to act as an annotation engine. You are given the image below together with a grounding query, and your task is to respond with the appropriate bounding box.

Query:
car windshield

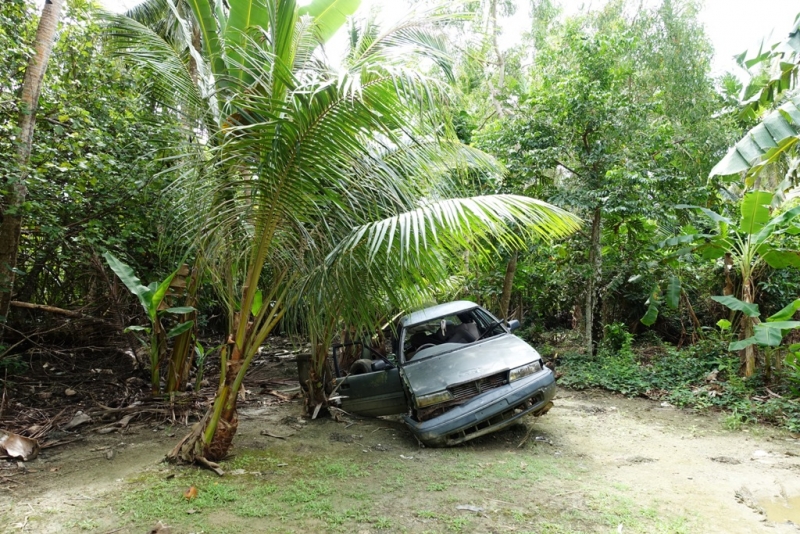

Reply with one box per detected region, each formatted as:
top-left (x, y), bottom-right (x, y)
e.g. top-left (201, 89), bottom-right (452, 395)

top-left (401, 307), bottom-right (505, 362)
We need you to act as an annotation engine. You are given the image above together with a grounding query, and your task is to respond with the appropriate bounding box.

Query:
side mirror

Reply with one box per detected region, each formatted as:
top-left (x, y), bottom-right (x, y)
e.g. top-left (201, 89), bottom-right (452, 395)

top-left (507, 319), bottom-right (521, 332)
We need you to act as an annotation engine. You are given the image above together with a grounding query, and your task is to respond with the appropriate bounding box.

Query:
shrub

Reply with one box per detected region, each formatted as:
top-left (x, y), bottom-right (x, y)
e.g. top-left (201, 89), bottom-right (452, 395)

top-left (558, 338), bottom-right (800, 432)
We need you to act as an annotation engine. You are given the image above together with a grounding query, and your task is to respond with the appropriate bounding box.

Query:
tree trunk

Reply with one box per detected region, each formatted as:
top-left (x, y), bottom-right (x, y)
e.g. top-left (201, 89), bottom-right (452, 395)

top-left (189, 26), bottom-right (201, 84)
top-left (498, 251), bottom-right (518, 319)
top-left (169, 343), bottom-right (241, 463)
top-left (742, 277), bottom-right (756, 377)
top-left (168, 288), bottom-right (287, 465)
top-left (585, 207), bottom-right (602, 355)
top-left (307, 342), bottom-right (331, 413)
top-left (302, 318), bottom-right (338, 416)
top-left (0, 0), bottom-right (64, 321)
top-left (486, 0), bottom-right (505, 118)
top-left (681, 289), bottom-right (702, 341)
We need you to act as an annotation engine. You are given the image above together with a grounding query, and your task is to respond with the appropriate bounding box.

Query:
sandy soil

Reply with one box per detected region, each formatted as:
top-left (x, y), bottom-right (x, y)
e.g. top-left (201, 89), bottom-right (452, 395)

top-left (551, 390), bottom-right (800, 533)
top-left (2, 388), bottom-right (799, 533)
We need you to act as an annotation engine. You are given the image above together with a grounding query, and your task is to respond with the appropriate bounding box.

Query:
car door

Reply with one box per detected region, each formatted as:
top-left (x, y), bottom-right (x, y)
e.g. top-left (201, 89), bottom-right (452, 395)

top-left (336, 366), bottom-right (408, 417)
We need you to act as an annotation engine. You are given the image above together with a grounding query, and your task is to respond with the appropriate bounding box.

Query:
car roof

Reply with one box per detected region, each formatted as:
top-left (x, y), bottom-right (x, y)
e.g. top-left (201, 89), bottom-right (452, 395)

top-left (400, 300), bottom-right (480, 327)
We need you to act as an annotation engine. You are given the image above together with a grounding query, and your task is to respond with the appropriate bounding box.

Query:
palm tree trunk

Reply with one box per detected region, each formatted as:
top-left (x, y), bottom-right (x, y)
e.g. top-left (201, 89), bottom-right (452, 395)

top-left (168, 279), bottom-right (288, 464)
top-left (0, 0), bottom-right (64, 321)
top-left (585, 207), bottom-right (602, 355)
top-left (169, 338), bottom-right (242, 463)
top-left (306, 341), bottom-right (331, 412)
top-left (303, 315), bottom-right (338, 414)
top-left (499, 251), bottom-right (518, 319)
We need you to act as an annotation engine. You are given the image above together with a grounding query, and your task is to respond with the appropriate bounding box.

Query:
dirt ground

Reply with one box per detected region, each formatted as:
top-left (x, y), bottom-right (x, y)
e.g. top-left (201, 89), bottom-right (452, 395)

top-left (2, 385), bottom-right (800, 533)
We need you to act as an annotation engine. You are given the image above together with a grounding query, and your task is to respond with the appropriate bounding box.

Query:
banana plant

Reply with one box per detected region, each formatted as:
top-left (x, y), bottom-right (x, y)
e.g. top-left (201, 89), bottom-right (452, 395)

top-left (710, 93), bottom-right (800, 180)
top-left (718, 296), bottom-right (800, 351)
top-left (714, 296), bottom-right (800, 380)
top-left (786, 344), bottom-right (800, 394)
top-left (641, 274), bottom-right (682, 327)
top-left (651, 190), bottom-right (800, 375)
top-left (710, 14), bottom-right (800, 179)
top-left (104, 252), bottom-right (195, 394)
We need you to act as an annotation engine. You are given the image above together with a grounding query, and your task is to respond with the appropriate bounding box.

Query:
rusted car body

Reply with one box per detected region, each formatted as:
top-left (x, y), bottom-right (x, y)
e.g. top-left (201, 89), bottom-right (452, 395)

top-left (332, 301), bottom-right (555, 446)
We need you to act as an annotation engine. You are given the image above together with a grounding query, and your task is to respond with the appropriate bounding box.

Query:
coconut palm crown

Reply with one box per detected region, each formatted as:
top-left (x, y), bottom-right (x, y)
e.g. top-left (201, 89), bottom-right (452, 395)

top-left (104, 0), bottom-right (581, 464)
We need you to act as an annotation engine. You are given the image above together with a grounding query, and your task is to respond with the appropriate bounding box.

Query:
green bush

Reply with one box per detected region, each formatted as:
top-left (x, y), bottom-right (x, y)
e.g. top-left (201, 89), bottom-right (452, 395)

top-left (601, 322), bottom-right (634, 353)
top-left (558, 339), bottom-right (800, 432)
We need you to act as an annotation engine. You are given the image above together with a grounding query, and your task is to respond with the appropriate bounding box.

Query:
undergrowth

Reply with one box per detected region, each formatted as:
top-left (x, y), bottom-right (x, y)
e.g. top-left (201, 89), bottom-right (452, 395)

top-left (556, 326), bottom-right (800, 433)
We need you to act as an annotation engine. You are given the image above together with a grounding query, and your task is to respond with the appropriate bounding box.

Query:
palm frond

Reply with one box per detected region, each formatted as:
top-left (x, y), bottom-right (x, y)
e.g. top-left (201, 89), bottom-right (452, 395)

top-left (331, 194), bottom-right (580, 265)
top-left (100, 11), bottom-right (213, 127)
top-left (344, 7), bottom-right (458, 81)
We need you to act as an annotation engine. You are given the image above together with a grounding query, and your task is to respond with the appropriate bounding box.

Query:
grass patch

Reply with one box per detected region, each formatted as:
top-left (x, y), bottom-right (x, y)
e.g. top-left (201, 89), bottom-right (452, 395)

top-left (113, 435), bottom-right (691, 533)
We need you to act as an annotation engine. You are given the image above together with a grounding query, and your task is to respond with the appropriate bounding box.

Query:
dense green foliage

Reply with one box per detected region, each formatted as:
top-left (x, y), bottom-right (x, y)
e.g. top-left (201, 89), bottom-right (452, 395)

top-left (2, 0), bottom-right (800, 433)
top-left (441, 0), bottom-right (800, 429)
top-left (556, 333), bottom-right (800, 432)
top-left (1, 0), bottom-right (183, 309)
top-left (460, 0), bottom-right (739, 338)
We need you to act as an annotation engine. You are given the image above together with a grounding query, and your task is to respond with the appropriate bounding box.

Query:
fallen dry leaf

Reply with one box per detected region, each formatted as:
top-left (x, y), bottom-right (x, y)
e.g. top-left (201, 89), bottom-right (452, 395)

top-left (184, 486), bottom-right (198, 501)
top-left (0, 429), bottom-right (40, 461)
top-left (62, 412), bottom-right (92, 430)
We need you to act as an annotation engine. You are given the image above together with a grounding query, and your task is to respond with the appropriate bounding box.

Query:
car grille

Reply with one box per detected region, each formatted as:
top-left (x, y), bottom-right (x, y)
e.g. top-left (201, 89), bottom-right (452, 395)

top-left (445, 391), bottom-right (546, 445)
top-left (449, 372), bottom-right (507, 401)
top-left (416, 371), bottom-right (508, 422)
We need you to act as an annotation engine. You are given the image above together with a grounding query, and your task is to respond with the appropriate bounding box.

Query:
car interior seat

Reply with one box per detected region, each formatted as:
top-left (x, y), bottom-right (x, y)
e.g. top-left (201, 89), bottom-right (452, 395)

top-left (445, 322), bottom-right (479, 343)
top-left (410, 331), bottom-right (435, 349)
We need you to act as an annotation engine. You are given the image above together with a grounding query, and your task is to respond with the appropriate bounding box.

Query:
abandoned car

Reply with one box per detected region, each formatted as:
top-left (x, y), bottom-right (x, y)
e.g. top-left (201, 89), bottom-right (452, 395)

top-left (331, 301), bottom-right (555, 446)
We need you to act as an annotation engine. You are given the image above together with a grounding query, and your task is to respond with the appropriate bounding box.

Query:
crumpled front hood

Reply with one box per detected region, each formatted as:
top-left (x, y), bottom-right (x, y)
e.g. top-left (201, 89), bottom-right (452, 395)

top-left (402, 334), bottom-right (540, 399)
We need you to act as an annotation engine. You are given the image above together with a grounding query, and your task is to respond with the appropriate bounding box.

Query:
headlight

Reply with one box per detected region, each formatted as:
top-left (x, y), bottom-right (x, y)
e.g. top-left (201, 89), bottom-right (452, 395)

top-left (416, 390), bottom-right (454, 408)
top-left (509, 360), bottom-right (543, 382)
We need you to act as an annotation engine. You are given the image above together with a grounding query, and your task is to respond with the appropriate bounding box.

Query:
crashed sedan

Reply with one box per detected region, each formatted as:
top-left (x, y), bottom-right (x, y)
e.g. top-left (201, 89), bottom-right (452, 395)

top-left (332, 301), bottom-right (555, 446)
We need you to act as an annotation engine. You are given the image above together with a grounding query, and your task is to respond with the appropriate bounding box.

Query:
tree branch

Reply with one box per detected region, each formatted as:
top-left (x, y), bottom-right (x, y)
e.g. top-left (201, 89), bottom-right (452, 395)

top-left (9, 301), bottom-right (114, 325)
top-left (555, 160), bottom-right (582, 179)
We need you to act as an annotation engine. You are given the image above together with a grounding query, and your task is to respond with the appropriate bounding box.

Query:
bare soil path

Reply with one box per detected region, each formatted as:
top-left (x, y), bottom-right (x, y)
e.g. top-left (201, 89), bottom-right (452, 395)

top-left (2, 388), bottom-right (799, 533)
top-left (552, 390), bottom-right (800, 533)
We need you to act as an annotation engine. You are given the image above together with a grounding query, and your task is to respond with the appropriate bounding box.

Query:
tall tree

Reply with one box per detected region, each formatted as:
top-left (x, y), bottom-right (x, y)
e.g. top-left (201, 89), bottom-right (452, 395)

top-left (472, 0), bottom-right (734, 347)
top-left (0, 1), bottom-right (188, 313)
top-left (0, 0), bottom-right (65, 321)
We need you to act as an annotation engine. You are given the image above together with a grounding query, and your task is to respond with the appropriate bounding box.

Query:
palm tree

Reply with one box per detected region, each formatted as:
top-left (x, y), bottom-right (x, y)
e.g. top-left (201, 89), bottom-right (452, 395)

top-left (106, 0), bottom-right (580, 466)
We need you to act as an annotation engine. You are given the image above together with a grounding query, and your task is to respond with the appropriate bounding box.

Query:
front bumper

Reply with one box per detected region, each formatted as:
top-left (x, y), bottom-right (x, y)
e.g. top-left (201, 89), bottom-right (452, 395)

top-left (403, 368), bottom-right (556, 447)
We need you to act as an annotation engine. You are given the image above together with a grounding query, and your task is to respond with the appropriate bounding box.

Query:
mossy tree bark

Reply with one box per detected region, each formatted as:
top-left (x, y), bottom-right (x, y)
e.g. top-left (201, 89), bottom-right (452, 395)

top-left (499, 251), bottom-right (518, 319)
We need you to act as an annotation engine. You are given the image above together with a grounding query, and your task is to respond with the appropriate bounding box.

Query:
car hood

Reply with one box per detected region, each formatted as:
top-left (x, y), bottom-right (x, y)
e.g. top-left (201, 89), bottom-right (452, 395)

top-left (402, 334), bottom-right (540, 398)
